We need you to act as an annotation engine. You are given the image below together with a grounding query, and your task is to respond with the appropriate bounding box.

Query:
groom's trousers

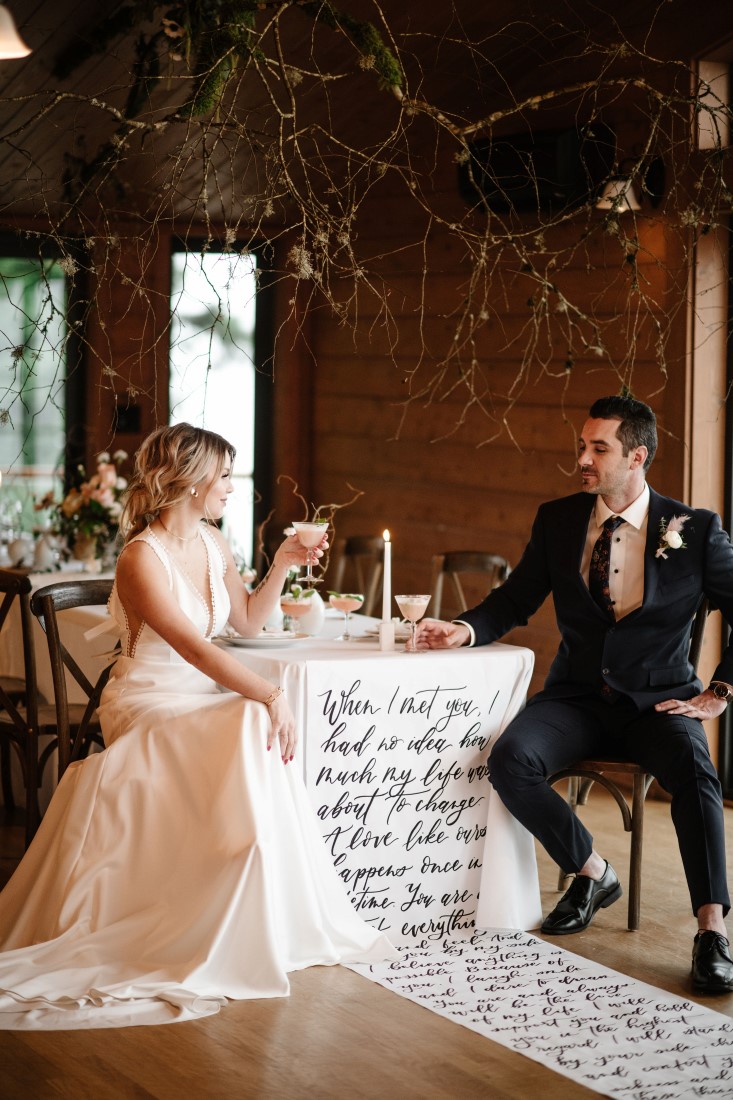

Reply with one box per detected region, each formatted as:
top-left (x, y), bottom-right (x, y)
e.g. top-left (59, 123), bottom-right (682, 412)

top-left (488, 690), bottom-right (730, 916)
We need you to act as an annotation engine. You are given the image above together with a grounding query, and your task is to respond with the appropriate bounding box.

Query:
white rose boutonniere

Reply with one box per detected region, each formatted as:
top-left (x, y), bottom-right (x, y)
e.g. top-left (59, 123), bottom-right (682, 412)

top-left (656, 514), bottom-right (690, 559)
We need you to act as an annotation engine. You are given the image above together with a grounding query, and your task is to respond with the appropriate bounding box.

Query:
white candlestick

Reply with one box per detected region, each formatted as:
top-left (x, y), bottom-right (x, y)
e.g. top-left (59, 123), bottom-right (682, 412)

top-left (382, 529), bottom-right (392, 622)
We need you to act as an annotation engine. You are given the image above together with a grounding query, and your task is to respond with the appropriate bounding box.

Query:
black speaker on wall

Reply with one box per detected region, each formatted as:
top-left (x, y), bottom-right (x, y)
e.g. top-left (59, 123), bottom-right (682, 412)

top-left (458, 122), bottom-right (616, 214)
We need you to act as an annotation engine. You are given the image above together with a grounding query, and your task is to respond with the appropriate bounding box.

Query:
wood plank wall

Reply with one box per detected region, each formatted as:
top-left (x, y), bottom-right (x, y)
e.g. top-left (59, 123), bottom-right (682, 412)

top-left (305, 164), bottom-right (691, 693)
top-left (25, 92), bottom-right (709, 702)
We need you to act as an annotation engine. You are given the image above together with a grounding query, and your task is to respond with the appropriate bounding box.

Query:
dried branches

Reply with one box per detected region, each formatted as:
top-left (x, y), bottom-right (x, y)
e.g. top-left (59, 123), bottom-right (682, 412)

top-left (0, 0), bottom-right (731, 449)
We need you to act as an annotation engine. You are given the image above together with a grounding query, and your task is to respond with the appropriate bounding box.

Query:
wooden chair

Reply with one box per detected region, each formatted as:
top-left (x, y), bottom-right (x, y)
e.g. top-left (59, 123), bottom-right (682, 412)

top-left (328, 536), bottom-right (384, 617)
top-left (549, 598), bottom-right (710, 931)
top-left (429, 551), bottom-right (510, 620)
top-left (0, 567), bottom-right (42, 843)
top-left (30, 578), bottom-right (116, 799)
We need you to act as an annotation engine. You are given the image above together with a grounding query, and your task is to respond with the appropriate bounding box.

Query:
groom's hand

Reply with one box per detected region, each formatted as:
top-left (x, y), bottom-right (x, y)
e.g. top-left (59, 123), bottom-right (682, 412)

top-left (655, 690), bottom-right (728, 720)
top-left (417, 619), bottom-right (470, 649)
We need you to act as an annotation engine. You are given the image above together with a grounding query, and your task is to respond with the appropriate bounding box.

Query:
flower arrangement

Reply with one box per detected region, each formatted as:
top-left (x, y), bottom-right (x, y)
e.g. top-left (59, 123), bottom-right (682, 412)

top-left (37, 450), bottom-right (128, 564)
top-left (656, 514), bottom-right (690, 559)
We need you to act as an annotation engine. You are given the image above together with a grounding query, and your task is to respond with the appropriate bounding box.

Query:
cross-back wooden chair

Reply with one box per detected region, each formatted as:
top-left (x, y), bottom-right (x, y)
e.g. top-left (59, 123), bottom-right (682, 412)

top-left (0, 567), bottom-right (43, 844)
top-left (328, 536), bottom-right (384, 617)
top-left (30, 578), bottom-right (116, 798)
top-left (429, 551), bottom-right (511, 620)
top-left (549, 598), bottom-right (710, 931)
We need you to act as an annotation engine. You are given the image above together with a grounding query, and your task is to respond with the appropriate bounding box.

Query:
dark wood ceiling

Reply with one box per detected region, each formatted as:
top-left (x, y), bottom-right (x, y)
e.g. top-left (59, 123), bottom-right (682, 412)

top-left (0, 0), bottom-right (729, 228)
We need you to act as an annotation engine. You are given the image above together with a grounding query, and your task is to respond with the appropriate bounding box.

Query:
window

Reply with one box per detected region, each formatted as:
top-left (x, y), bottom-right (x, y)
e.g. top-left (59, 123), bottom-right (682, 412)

top-left (697, 59), bottom-right (731, 150)
top-left (169, 247), bottom-right (259, 564)
top-left (0, 256), bottom-right (66, 534)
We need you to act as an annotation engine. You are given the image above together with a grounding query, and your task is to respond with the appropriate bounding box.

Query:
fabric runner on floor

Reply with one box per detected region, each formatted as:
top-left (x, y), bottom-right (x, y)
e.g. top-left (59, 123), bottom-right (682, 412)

top-left (349, 930), bottom-right (733, 1100)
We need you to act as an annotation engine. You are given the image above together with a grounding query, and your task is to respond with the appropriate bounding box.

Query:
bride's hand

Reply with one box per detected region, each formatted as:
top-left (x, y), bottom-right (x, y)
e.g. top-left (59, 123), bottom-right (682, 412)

top-left (267, 692), bottom-right (297, 763)
top-left (273, 532), bottom-right (329, 571)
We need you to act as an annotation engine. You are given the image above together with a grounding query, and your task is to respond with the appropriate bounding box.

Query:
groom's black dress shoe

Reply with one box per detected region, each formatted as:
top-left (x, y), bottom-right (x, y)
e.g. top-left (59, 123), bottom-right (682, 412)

top-left (692, 931), bottom-right (733, 993)
top-left (541, 861), bottom-right (622, 935)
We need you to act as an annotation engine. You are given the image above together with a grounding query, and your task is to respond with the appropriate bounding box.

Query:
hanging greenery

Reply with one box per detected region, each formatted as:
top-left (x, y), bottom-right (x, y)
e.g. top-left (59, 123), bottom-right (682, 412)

top-left (52, 0), bottom-right (402, 119)
top-left (2, 0), bottom-right (731, 448)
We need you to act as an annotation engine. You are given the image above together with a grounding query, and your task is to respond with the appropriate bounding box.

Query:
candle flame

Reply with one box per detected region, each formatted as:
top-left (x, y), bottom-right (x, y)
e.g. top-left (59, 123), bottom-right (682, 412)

top-left (383, 529), bottom-right (390, 541)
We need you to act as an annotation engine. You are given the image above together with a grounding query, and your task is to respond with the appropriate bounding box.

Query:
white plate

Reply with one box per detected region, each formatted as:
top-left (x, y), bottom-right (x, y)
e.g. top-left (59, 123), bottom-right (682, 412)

top-left (364, 624), bottom-right (411, 641)
top-left (215, 633), bottom-right (305, 649)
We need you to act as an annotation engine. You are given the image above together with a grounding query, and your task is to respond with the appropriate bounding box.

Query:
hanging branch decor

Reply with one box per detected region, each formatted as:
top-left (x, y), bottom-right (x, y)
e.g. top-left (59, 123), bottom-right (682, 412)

top-left (0, 0), bottom-right (731, 446)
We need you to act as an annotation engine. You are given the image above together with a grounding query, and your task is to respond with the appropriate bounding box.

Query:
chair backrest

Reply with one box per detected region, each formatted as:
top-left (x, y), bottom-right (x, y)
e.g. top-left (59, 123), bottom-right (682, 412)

top-left (328, 536), bottom-right (384, 617)
top-left (0, 566), bottom-right (41, 740)
top-left (429, 551), bottom-right (510, 620)
top-left (30, 579), bottom-right (115, 779)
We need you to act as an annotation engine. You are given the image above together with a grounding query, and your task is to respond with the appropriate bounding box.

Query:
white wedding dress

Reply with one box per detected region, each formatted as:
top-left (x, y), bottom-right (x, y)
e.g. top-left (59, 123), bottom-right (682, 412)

top-left (0, 527), bottom-right (395, 1029)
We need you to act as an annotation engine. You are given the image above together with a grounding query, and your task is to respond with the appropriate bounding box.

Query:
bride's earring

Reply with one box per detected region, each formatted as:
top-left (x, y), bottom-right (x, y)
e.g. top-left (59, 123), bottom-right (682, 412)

top-left (191, 487), bottom-right (199, 498)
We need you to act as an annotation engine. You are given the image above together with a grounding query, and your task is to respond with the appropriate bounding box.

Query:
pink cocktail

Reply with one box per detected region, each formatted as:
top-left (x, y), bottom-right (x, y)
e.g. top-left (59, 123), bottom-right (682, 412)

top-left (395, 594), bottom-right (431, 652)
top-left (280, 594), bottom-right (312, 632)
top-left (328, 592), bottom-right (364, 641)
top-left (292, 520), bottom-right (328, 587)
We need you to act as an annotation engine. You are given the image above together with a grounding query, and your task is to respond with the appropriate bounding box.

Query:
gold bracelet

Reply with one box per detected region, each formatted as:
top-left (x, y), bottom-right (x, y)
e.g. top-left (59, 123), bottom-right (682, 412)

top-left (264, 686), bottom-right (283, 707)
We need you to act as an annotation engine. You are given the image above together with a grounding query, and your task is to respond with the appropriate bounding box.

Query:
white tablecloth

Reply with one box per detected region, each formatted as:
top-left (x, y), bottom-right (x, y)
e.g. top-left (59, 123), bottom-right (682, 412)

top-left (221, 617), bottom-right (542, 934)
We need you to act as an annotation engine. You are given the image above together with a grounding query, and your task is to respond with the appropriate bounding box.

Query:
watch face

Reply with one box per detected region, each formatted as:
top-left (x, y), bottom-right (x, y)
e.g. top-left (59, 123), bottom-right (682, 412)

top-left (713, 683), bottom-right (731, 700)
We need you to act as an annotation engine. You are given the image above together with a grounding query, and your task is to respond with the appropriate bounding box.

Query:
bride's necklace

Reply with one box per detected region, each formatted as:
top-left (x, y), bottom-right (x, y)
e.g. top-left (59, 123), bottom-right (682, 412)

top-left (158, 518), bottom-right (201, 544)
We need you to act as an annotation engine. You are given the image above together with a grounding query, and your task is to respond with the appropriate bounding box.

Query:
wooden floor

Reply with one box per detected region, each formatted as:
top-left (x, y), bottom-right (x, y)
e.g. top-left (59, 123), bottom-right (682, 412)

top-left (1, 792), bottom-right (732, 1100)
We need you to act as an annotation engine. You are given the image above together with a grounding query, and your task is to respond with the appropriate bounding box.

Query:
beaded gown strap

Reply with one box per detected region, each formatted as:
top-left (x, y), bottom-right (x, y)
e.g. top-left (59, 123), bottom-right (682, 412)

top-left (108, 530), bottom-right (174, 657)
top-left (199, 524), bottom-right (227, 577)
top-left (136, 529), bottom-right (174, 585)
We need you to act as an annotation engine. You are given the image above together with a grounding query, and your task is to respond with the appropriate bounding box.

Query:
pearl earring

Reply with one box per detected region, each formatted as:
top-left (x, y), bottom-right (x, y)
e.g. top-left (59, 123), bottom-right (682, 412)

top-left (191, 487), bottom-right (199, 498)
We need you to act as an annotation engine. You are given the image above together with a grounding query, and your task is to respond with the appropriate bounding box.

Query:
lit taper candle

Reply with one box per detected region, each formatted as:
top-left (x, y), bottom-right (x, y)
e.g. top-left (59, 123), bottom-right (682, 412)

top-left (381, 529), bottom-right (392, 622)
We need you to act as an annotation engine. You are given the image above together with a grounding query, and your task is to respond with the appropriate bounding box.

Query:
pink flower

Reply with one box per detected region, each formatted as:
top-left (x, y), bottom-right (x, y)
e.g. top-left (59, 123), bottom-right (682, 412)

top-left (61, 490), bottom-right (83, 517)
top-left (90, 487), bottom-right (114, 508)
top-left (97, 463), bottom-right (118, 490)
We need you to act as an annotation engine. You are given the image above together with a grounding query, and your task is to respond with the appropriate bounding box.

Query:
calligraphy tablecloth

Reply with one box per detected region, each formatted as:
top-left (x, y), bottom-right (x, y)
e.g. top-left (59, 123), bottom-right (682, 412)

top-left (223, 627), bottom-right (543, 936)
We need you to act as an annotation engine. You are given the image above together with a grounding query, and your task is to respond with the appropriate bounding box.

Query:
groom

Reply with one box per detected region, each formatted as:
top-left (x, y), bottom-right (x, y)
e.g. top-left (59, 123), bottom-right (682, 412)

top-left (419, 395), bottom-right (733, 993)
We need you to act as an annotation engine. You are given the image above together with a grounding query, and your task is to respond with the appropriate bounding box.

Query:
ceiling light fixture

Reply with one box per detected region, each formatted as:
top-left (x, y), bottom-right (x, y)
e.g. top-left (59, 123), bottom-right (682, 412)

top-left (596, 176), bottom-right (642, 213)
top-left (596, 154), bottom-right (665, 214)
top-left (0, 5), bottom-right (31, 60)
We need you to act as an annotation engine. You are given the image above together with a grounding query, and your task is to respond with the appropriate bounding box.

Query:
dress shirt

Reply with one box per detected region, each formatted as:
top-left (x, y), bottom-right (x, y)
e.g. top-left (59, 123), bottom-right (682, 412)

top-left (581, 483), bottom-right (649, 619)
top-left (457, 483), bottom-right (650, 645)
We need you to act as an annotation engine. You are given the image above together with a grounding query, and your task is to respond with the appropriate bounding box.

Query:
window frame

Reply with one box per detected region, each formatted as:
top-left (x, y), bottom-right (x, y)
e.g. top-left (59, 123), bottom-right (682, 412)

top-left (169, 236), bottom-right (275, 562)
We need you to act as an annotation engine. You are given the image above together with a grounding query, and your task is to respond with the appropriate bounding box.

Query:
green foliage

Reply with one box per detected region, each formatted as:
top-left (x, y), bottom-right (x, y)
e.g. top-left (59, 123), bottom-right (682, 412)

top-left (300, 0), bottom-right (403, 89)
top-left (52, 0), bottom-right (401, 123)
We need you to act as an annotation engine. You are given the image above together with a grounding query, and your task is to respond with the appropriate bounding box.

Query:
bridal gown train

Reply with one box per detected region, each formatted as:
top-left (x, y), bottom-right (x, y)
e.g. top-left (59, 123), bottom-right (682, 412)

top-left (0, 527), bottom-right (396, 1029)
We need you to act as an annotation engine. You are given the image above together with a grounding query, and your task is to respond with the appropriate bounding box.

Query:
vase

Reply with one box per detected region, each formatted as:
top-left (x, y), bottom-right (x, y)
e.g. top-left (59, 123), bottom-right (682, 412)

top-left (299, 589), bottom-right (325, 636)
top-left (72, 533), bottom-right (102, 573)
top-left (33, 533), bottom-right (56, 572)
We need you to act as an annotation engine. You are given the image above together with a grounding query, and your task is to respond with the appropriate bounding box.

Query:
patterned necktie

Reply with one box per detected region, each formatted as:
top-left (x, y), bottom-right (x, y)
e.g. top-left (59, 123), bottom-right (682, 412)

top-left (589, 515), bottom-right (625, 618)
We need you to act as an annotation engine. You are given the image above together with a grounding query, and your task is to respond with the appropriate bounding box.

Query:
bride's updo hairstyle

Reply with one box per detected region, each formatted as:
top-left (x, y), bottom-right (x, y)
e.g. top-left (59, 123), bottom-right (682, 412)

top-left (121, 423), bottom-right (236, 542)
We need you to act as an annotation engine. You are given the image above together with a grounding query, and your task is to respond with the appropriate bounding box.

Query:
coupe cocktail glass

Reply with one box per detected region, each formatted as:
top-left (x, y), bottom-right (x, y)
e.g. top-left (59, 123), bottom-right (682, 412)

top-left (328, 592), bottom-right (364, 641)
top-left (292, 521), bottom-right (328, 587)
top-left (395, 594), bottom-right (431, 653)
top-left (280, 592), bottom-right (313, 633)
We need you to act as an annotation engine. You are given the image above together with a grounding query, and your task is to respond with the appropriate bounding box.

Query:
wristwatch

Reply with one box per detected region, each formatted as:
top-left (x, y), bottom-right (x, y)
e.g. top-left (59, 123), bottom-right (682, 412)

top-left (710, 681), bottom-right (733, 703)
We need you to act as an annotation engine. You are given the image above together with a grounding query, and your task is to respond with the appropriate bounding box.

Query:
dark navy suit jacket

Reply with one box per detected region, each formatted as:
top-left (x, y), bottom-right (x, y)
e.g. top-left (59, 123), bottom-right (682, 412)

top-left (460, 488), bottom-right (733, 711)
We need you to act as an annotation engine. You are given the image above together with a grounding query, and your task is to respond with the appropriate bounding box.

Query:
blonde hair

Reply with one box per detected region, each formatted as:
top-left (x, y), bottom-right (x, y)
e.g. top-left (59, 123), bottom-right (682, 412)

top-left (121, 423), bottom-right (236, 542)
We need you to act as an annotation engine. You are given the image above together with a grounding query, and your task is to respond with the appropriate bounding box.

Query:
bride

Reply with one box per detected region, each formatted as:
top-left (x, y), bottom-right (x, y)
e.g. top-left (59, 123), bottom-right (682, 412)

top-left (0, 423), bottom-right (395, 1029)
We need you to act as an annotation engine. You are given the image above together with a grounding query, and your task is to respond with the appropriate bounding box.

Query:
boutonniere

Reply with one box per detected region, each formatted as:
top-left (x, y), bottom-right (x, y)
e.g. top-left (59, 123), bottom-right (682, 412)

top-left (655, 514), bottom-right (690, 559)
